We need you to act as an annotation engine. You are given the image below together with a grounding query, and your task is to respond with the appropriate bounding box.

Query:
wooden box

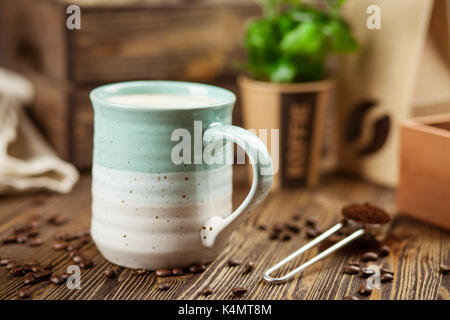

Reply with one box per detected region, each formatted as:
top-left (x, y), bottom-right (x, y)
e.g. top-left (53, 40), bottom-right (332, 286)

top-left (397, 114), bottom-right (450, 230)
top-left (0, 0), bottom-right (260, 168)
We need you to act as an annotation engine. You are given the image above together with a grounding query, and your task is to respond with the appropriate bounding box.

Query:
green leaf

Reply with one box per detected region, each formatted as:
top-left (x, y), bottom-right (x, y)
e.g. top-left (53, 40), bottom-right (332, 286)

top-left (269, 59), bottom-right (297, 82)
top-left (325, 19), bottom-right (358, 53)
top-left (245, 19), bottom-right (278, 59)
top-left (280, 21), bottom-right (326, 58)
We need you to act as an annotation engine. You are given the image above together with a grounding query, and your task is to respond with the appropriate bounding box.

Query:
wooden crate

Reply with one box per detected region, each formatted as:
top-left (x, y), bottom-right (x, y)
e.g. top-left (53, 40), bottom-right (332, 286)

top-left (0, 0), bottom-right (259, 168)
top-left (397, 114), bottom-right (450, 231)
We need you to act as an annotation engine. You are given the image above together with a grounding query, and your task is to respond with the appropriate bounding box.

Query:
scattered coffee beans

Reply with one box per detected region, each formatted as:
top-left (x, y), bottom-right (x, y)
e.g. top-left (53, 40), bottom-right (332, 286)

top-left (381, 273), bottom-right (393, 282)
top-left (201, 286), bottom-right (213, 297)
top-left (280, 232), bottom-right (292, 241)
top-left (379, 245), bottom-right (390, 257)
top-left (50, 274), bottom-right (65, 285)
top-left (361, 267), bottom-right (376, 278)
top-left (189, 264), bottom-right (206, 274)
top-left (155, 269), bottom-right (172, 277)
top-left (79, 259), bottom-right (93, 269)
top-left (380, 267), bottom-right (394, 275)
top-left (305, 218), bottom-right (317, 227)
top-left (23, 272), bottom-right (35, 285)
top-left (10, 265), bottom-right (24, 277)
top-left (72, 254), bottom-right (85, 264)
top-left (243, 261), bottom-right (255, 274)
top-left (33, 269), bottom-right (52, 282)
top-left (132, 268), bottom-right (147, 275)
top-left (232, 287), bottom-right (248, 297)
top-left (343, 295), bottom-right (359, 300)
top-left (227, 258), bottom-right (242, 267)
top-left (358, 283), bottom-right (372, 296)
top-left (28, 238), bottom-right (43, 247)
top-left (158, 281), bottom-right (170, 291)
top-left (306, 227), bottom-right (319, 239)
top-left (47, 214), bottom-right (68, 226)
top-left (284, 222), bottom-right (300, 234)
top-left (343, 265), bottom-right (360, 275)
top-left (53, 241), bottom-right (68, 250)
top-left (361, 251), bottom-right (378, 262)
top-left (439, 264), bottom-right (449, 274)
top-left (172, 268), bottom-right (184, 276)
top-left (17, 287), bottom-right (31, 299)
top-left (348, 261), bottom-right (360, 267)
top-left (0, 257), bottom-right (12, 265)
top-left (257, 224), bottom-right (268, 231)
top-left (103, 269), bottom-right (117, 279)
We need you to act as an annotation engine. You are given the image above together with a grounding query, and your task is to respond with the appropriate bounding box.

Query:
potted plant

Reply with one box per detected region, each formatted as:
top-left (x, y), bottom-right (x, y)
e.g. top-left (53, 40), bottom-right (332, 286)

top-left (238, 0), bottom-right (358, 190)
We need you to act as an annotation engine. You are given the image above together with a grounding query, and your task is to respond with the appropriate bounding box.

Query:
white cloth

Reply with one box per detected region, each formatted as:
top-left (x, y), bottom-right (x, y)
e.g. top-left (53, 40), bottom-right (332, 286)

top-left (0, 68), bottom-right (79, 194)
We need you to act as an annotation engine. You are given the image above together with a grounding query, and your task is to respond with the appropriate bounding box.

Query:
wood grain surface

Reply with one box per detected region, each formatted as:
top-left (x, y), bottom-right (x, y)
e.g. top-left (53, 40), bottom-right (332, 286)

top-left (0, 173), bottom-right (448, 300)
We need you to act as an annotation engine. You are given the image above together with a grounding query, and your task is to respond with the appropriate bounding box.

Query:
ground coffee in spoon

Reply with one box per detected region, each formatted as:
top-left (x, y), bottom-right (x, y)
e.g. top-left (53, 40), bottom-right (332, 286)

top-left (341, 203), bottom-right (391, 225)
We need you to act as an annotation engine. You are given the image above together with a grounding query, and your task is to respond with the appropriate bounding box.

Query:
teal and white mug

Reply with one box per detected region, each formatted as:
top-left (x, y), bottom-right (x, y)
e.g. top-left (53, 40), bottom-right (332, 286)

top-left (90, 81), bottom-right (273, 269)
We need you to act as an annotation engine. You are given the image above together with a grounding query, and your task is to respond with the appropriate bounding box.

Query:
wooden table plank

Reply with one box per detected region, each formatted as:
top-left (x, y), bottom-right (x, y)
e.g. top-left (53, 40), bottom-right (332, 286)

top-left (0, 173), bottom-right (448, 300)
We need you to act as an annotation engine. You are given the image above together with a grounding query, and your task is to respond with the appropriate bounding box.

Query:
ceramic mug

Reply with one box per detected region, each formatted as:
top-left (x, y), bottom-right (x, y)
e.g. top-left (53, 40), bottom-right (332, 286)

top-left (90, 81), bottom-right (273, 269)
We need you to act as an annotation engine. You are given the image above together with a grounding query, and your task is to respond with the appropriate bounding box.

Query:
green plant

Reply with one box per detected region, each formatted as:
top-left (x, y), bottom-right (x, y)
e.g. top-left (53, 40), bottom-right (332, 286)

top-left (244, 0), bottom-right (358, 82)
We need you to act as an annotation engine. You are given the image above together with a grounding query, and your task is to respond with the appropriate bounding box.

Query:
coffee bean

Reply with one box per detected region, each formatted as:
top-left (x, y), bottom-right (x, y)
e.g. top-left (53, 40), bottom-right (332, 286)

top-left (6, 261), bottom-right (17, 269)
top-left (1, 234), bottom-right (17, 244)
top-left (291, 214), bottom-right (301, 221)
top-left (272, 223), bottom-right (283, 232)
top-left (53, 241), bottom-right (68, 250)
top-left (358, 283), bottom-right (372, 296)
top-left (47, 214), bottom-right (68, 226)
top-left (158, 281), bottom-right (170, 291)
top-left (361, 251), bottom-right (378, 261)
top-left (43, 261), bottom-right (56, 271)
top-left (103, 269), bottom-right (117, 279)
top-left (53, 231), bottom-right (70, 241)
top-left (66, 241), bottom-right (83, 252)
top-left (28, 238), bottom-right (43, 247)
top-left (17, 287), bottom-right (31, 299)
top-left (0, 257), bottom-right (12, 265)
top-left (232, 287), bottom-right (247, 297)
top-left (227, 258), bottom-right (242, 267)
top-left (24, 260), bottom-right (39, 268)
top-left (381, 273), bottom-right (393, 282)
top-left (33, 269), bottom-right (52, 282)
top-left (68, 250), bottom-right (80, 259)
top-left (10, 265), bottom-right (25, 276)
top-left (189, 264), bottom-right (206, 274)
top-left (343, 295), bottom-right (359, 300)
top-left (243, 261), bottom-right (255, 274)
top-left (257, 224), bottom-right (268, 231)
top-left (201, 286), bottom-right (213, 296)
top-left (31, 266), bottom-right (42, 273)
top-left (16, 233), bottom-right (28, 244)
top-left (24, 272), bottom-right (35, 285)
top-left (348, 261), bottom-right (360, 267)
top-left (343, 265), bottom-right (360, 275)
top-left (79, 259), bottom-right (93, 269)
top-left (305, 218), bottom-right (317, 227)
top-left (80, 235), bottom-right (91, 244)
top-left (60, 273), bottom-right (70, 281)
top-left (172, 268), bottom-right (184, 276)
top-left (380, 267), bottom-right (394, 275)
top-left (379, 245), bottom-right (390, 257)
top-left (280, 232), bottom-right (291, 241)
top-left (306, 228), bottom-right (319, 238)
top-left (268, 231), bottom-right (279, 240)
top-left (439, 264), bottom-right (450, 274)
top-left (361, 267), bottom-right (376, 278)
top-left (132, 269), bottom-right (147, 275)
top-left (284, 223), bottom-right (300, 234)
top-left (72, 254), bottom-right (85, 264)
top-left (50, 274), bottom-right (65, 285)
top-left (155, 269), bottom-right (172, 277)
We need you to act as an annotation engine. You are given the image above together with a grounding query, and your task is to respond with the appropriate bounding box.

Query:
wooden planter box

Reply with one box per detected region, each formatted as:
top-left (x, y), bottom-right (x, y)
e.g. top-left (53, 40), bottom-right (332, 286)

top-left (0, 0), bottom-right (260, 169)
top-left (397, 114), bottom-right (450, 231)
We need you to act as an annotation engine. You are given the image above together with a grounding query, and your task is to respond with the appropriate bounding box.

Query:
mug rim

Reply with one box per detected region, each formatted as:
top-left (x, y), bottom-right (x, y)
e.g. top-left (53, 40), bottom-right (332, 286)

top-left (90, 80), bottom-right (236, 111)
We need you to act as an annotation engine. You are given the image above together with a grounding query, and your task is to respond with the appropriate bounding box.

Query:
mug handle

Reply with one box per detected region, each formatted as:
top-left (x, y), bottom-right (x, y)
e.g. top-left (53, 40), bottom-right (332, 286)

top-left (200, 123), bottom-right (273, 248)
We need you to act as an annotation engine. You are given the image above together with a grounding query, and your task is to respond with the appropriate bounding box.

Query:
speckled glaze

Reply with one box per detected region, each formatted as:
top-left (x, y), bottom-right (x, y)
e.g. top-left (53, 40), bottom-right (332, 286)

top-left (90, 81), bottom-right (273, 269)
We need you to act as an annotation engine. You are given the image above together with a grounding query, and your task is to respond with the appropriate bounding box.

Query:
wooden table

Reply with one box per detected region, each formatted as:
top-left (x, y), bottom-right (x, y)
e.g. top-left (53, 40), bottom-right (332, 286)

top-left (0, 173), bottom-right (448, 300)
